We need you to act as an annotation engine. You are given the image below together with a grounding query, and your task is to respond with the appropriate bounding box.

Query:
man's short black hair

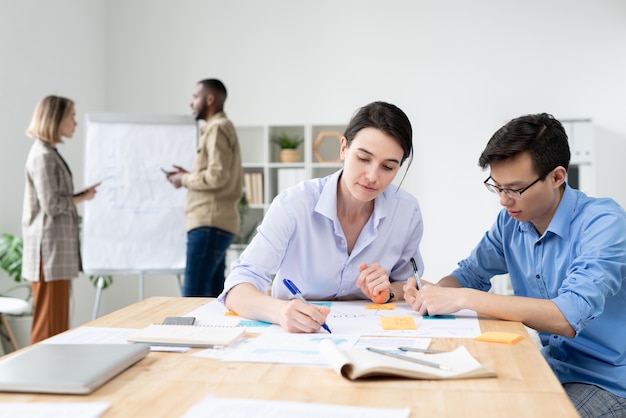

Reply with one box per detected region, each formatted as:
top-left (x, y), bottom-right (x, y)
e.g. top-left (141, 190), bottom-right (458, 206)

top-left (199, 78), bottom-right (227, 97)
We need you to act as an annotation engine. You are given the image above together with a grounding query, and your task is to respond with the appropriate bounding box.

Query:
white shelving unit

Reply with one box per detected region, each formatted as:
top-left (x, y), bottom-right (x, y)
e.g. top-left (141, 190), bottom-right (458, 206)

top-left (562, 119), bottom-right (595, 196)
top-left (235, 123), bottom-right (346, 243)
top-left (562, 118), bottom-right (626, 209)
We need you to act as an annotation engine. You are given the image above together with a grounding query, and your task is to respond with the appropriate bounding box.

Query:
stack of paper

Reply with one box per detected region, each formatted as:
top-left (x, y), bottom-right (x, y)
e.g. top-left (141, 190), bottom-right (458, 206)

top-left (127, 324), bottom-right (245, 348)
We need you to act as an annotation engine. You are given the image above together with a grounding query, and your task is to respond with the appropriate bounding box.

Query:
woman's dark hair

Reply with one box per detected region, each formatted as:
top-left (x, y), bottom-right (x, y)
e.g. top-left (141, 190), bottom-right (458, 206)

top-left (478, 113), bottom-right (570, 176)
top-left (344, 101), bottom-right (413, 166)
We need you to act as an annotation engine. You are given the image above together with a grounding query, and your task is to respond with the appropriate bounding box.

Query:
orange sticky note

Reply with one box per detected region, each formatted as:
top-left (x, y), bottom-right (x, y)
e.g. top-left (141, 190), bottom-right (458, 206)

top-left (475, 331), bottom-right (523, 344)
top-left (381, 316), bottom-right (417, 330)
top-left (365, 303), bottom-right (396, 310)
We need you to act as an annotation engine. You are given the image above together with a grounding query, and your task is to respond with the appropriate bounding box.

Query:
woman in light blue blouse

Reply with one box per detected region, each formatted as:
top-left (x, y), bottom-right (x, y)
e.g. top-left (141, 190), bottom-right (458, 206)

top-left (219, 101), bottom-right (424, 333)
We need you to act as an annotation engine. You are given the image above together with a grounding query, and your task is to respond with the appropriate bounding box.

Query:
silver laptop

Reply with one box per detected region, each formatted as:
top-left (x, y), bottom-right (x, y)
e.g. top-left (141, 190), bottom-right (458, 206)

top-left (0, 343), bottom-right (149, 394)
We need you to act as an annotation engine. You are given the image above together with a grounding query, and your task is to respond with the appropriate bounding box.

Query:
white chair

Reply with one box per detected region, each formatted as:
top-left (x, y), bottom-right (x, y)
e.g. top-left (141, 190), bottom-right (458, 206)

top-left (0, 296), bottom-right (30, 352)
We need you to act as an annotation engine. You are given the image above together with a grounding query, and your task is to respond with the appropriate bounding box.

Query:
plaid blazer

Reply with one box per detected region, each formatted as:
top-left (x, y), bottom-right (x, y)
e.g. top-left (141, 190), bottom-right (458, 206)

top-left (21, 139), bottom-right (81, 282)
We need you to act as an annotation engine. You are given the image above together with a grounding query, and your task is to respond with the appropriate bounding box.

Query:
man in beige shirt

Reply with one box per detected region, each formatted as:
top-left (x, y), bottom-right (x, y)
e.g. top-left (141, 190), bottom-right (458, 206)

top-left (167, 79), bottom-right (243, 297)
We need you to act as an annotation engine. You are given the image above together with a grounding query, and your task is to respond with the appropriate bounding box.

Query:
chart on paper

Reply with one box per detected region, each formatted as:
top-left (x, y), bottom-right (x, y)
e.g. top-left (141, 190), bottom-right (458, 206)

top-left (185, 300), bottom-right (481, 338)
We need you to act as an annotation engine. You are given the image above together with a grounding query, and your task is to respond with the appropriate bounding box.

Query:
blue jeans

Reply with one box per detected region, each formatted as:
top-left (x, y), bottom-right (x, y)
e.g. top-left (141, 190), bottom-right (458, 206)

top-left (183, 226), bottom-right (234, 297)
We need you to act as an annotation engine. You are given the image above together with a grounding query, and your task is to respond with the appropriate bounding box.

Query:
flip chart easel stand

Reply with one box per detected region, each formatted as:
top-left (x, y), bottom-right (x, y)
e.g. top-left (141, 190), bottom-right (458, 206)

top-left (89, 270), bottom-right (184, 320)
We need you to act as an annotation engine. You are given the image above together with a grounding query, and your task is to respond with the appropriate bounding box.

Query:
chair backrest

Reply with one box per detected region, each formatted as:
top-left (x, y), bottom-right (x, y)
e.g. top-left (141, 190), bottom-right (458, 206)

top-left (0, 297), bottom-right (29, 315)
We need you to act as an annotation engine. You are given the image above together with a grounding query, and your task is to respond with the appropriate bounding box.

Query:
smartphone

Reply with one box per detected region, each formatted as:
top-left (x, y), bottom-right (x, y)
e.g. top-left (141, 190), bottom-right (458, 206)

top-left (162, 316), bottom-right (196, 325)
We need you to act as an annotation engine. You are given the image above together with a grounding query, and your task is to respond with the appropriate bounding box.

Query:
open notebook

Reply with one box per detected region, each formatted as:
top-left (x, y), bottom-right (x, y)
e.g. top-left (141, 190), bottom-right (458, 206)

top-left (319, 340), bottom-right (496, 380)
top-left (0, 343), bottom-right (149, 394)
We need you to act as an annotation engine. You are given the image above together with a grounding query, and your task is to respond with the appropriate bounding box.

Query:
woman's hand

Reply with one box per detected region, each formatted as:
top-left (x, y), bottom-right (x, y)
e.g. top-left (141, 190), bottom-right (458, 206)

top-left (278, 299), bottom-right (331, 333)
top-left (357, 263), bottom-right (391, 304)
top-left (73, 183), bottom-right (99, 205)
top-left (82, 184), bottom-right (98, 200)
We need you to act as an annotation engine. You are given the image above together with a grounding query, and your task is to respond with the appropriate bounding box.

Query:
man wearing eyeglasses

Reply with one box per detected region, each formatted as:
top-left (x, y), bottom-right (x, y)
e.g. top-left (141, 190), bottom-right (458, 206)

top-left (404, 113), bottom-right (626, 417)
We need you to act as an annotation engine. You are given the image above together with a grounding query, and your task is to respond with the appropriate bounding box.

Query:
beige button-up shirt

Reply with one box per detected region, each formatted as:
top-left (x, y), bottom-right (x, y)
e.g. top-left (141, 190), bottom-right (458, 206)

top-left (182, 112), bottom-right (243, 234)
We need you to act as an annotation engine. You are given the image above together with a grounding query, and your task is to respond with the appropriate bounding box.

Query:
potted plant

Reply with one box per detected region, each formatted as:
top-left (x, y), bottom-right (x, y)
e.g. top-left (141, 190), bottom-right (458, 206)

top-left (0, 233), bottom-right (24, 285)
top-left (0, 233), bottom-right (32, 351)
top-left (0, 230), bottom-right (113, 351)
top-left (271, 131), bottom-right (304, 163)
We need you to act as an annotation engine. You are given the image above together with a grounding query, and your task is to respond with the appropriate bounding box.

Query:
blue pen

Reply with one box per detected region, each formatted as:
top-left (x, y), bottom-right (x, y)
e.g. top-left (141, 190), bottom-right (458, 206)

top-left (282, 278), bottom-right (332, 333)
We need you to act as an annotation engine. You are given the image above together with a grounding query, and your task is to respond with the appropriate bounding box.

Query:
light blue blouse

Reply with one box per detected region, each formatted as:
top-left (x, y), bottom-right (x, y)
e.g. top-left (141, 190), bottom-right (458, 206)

top-left (452, 184), bottom-right (626, 397)
top-left (219, 169), bottom-right (424, 302)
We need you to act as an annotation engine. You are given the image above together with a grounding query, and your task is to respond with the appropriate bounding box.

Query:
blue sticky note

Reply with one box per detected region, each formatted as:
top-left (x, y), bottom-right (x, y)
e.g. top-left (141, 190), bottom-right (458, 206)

top-left (237, 320), bottom-right (272, 327)
top-left (311, 301), bottom-right (332, 307)
top-left (423, 314), bottom-right (455, 320)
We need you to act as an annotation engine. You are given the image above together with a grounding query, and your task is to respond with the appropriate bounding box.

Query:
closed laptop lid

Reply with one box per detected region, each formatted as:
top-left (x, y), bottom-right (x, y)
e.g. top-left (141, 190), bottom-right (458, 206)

top-left (0, 343), bottom-right (149, 395)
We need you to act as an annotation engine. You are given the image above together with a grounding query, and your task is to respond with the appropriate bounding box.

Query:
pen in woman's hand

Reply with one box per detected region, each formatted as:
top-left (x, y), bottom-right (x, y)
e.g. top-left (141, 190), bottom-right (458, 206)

top-left (282, 278), bottom-right (331, 333)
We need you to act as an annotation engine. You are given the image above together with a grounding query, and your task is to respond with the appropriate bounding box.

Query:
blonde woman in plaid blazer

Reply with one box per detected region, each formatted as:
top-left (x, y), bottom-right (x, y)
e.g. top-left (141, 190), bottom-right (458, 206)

top-left (22, 95), bottom-right (99, 343)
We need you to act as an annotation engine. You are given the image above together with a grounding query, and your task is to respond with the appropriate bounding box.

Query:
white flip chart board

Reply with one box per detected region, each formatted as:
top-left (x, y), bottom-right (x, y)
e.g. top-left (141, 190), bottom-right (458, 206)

top-left (82, 113), bottom-right (197, 273)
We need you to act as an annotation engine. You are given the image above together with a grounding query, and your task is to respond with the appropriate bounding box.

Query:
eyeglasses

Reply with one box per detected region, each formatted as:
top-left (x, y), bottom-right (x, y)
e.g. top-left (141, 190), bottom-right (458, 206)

top-left (483, 170), bottom-right (552, 200)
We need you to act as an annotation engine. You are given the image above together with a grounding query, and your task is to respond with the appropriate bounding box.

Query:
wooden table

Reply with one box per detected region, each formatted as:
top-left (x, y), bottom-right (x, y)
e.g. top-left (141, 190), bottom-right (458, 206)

top-left (0, 297), bottom-right (579, 417)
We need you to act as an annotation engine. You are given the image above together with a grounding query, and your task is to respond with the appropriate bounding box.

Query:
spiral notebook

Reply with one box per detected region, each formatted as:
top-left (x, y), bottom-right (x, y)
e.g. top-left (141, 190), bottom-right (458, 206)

top-left (127, 324), bottom-right (246, 348)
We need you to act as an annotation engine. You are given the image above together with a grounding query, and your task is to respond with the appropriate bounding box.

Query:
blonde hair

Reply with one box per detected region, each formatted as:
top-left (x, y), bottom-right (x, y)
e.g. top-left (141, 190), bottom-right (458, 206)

top-left (26, 95), bottom-right (74, 144)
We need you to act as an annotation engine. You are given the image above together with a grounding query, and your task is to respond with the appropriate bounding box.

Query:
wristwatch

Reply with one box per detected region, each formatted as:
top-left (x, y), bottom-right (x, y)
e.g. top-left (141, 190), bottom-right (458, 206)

top-left (385, 290), bottom-right (395, 303)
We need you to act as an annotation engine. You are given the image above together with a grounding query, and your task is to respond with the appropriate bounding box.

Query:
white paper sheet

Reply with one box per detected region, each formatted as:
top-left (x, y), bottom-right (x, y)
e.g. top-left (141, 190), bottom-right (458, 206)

top-left (186, 300), bottom-right (482, 338)
top-left (181, 396), bottom-right (410, 418)
top-left (0, 402), bottom-right (110, 418)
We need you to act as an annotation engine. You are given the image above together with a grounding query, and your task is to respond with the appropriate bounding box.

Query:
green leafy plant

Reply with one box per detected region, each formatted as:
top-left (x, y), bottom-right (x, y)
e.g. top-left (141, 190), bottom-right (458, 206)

top-left (0, 233), bottom-right (23, 283)
top-left (271, 132), bottom-right (304, 149)
top-left (0, 229), bottom-right (112, 290)
top-left (88, 275), bottom-right (114, 289)
top-left (0, 233), bottom-right (32, 305)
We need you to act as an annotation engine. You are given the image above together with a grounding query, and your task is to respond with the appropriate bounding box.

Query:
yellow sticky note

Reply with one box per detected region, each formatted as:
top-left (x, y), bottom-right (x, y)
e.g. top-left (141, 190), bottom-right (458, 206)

top-left (365, 303), bottom-right (396, 310)
top-left (475, 331), bottom-right (523, 344)
top-left (381, 316), bottom-right (417, 330)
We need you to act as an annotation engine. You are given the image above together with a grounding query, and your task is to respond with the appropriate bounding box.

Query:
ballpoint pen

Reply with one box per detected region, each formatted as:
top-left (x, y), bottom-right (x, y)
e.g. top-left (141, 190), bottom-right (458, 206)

top-left (366, 347), bottom-right (452, 371)
top-left (410, 257), bottom-right (430, 316)
top-left (282, 278), bottom-right (332, 334)
top-left (398, 346), bottom-right (447, 354)
top-left (410, 257), bottom-right (423, 291)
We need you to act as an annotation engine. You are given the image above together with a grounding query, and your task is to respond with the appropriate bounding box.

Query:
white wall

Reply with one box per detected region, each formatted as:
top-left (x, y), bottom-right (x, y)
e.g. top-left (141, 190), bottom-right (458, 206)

top-left (0, 0), bottom-right (108, 327)
top-left (2, 0), bottom-right (626, 329)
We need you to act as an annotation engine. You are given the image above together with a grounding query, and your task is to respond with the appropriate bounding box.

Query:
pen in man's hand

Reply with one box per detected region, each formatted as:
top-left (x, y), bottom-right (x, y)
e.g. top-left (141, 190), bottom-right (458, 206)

top-left (410, 257), bottom-right (423, 291)
top-left (410, 257), bottom-right (430, 316)
top-left (282, 278), bottom-right (331, 333)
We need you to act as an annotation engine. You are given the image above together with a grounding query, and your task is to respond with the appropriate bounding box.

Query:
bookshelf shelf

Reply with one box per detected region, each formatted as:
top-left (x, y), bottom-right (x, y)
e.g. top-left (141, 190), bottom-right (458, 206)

top-left (235, 123), bottom-right (345, 242)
